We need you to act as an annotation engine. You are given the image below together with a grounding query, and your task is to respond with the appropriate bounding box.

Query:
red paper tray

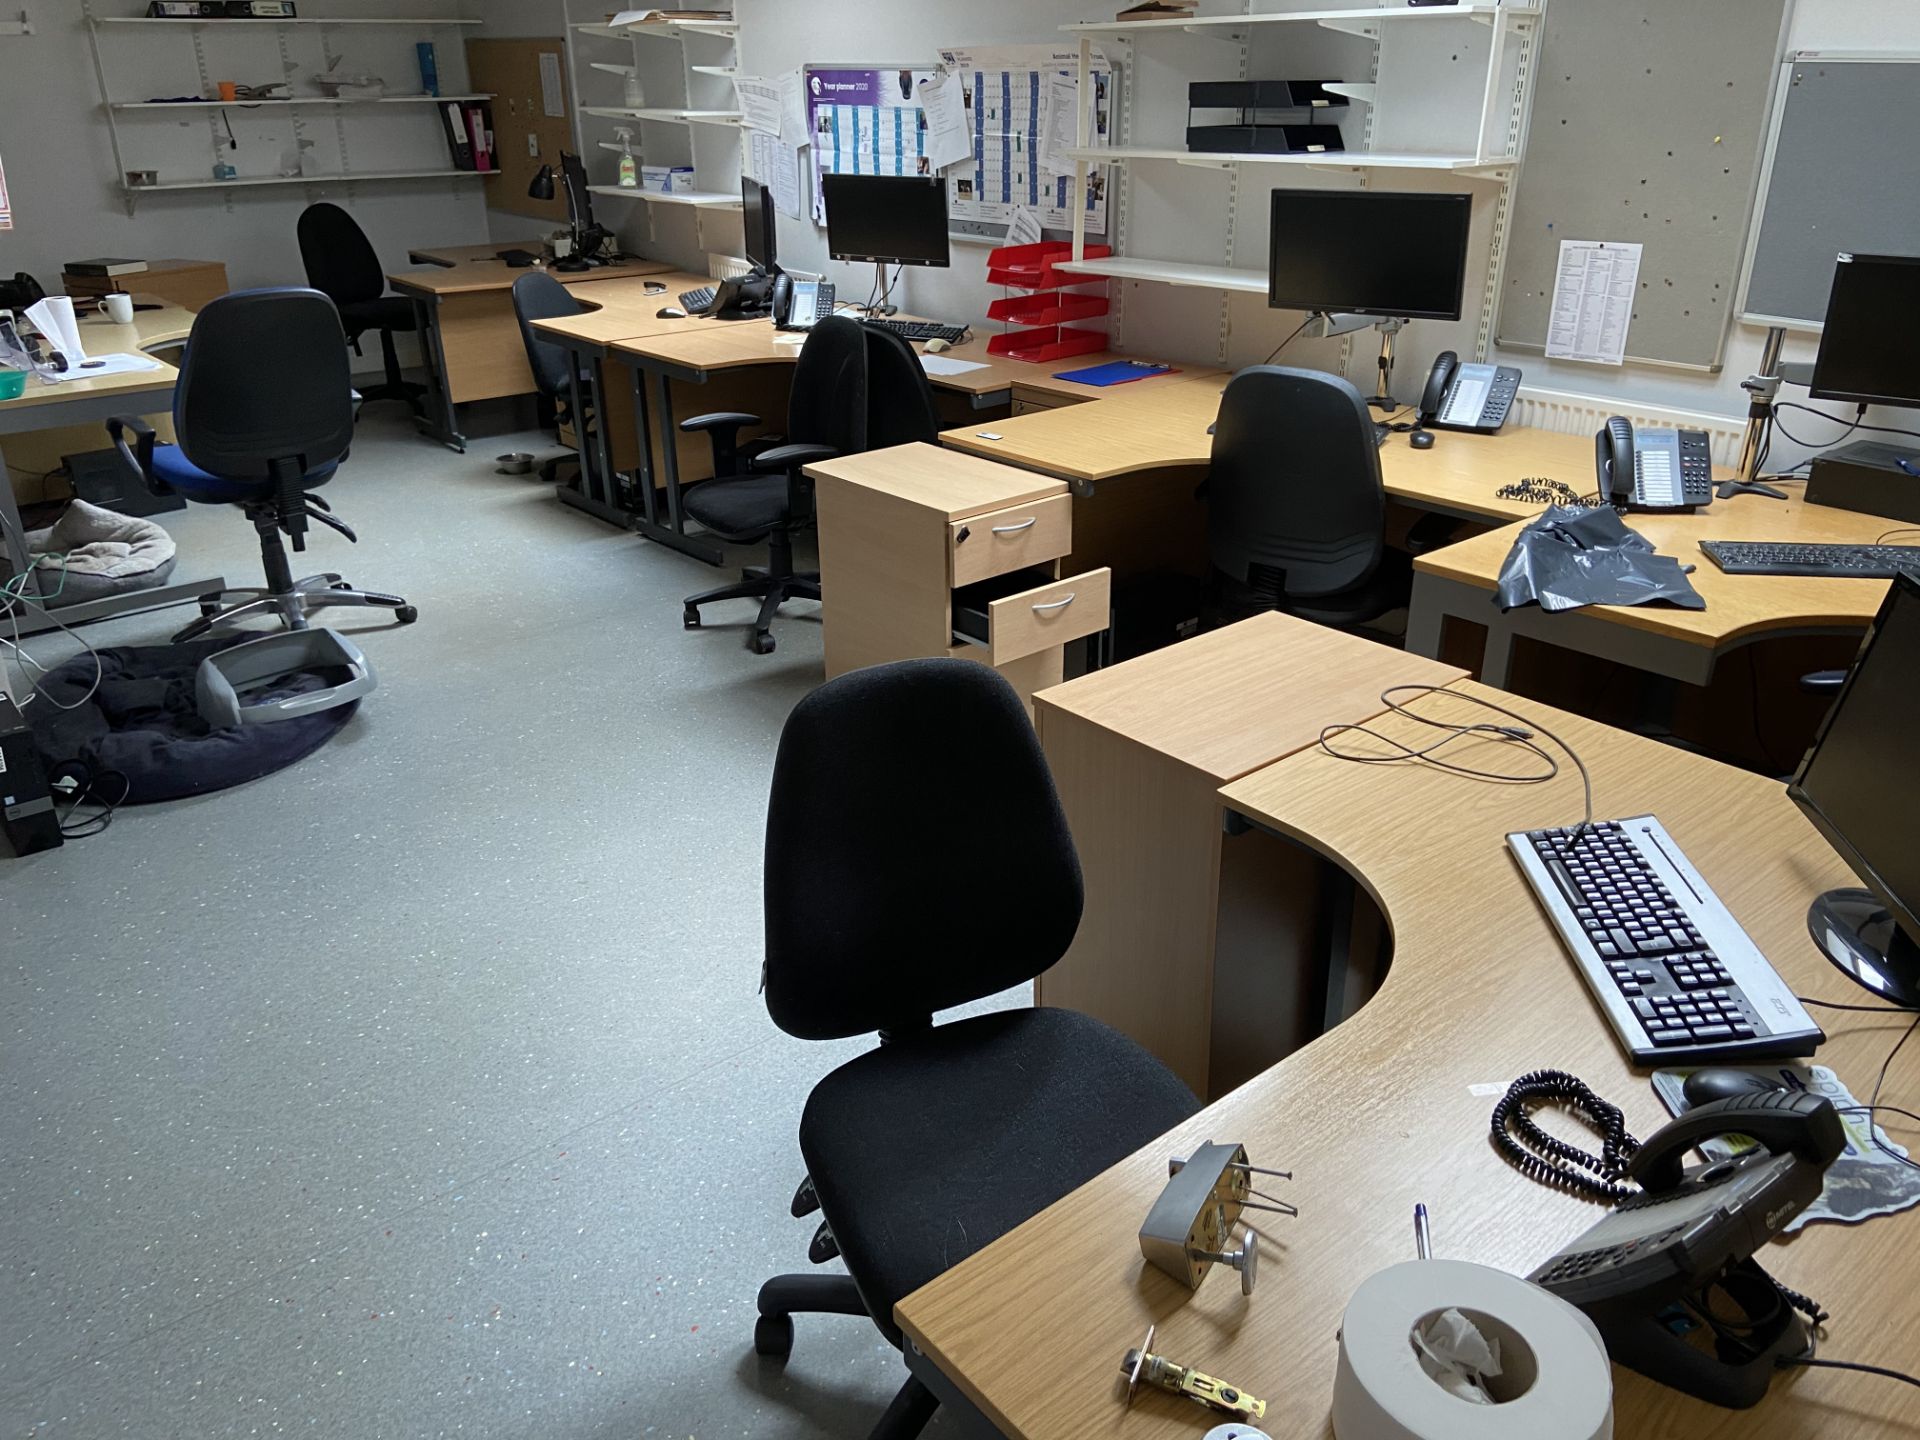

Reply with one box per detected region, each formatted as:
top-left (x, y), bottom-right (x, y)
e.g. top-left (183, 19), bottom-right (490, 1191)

top-left (985, 241), bottom-right (1112, 290)
top-left (986, 290), bottom-right (1110, 328)
top-left (985, 325), bottom-right (1110, 364)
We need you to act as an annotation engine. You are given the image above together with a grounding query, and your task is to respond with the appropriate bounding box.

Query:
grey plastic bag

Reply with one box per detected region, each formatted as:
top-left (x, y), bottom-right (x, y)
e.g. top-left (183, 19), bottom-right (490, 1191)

top-left (1494, 505), bottom-right (1705, 614)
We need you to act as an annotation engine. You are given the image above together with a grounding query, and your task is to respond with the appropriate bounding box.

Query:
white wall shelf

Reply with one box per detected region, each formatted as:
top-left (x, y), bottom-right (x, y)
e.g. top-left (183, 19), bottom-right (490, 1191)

top-left (587, 185), bottom-right (742, 209)
top-left (573, 19), bottom-right (737, 41)
top-left (108, 94), bottom-right (492, 111)
top-left (96, 14), bottom-right (480, 25)
top-left (1062, 4), bottom-right (1536, 38)
top-left (1069, 144), bottom-right (1511, 175)
top-left (1055, 256), bottom-right (1267, 295)
top-left (581, 106), bottom-right (741, 126)
top-left (123, 168), bottom-right (486, 194)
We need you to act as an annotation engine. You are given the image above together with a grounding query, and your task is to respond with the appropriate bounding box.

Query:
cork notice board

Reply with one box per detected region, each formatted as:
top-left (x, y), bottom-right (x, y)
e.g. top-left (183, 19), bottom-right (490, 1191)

top-left (1495, 0), bottom-right (1788, 371)
top-left (466, 38), bottom-right (572, 223)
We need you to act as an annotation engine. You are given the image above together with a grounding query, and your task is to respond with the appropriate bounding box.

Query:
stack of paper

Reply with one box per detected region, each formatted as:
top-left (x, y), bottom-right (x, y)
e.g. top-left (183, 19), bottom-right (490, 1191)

top-left (25, 296), bottom-right (87, 366)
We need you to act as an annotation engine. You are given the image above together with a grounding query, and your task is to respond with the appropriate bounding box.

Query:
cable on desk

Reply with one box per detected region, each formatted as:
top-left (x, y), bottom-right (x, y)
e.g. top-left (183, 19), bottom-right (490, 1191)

top-left (1261, 316), bottom-right (1312, 366)
top-left (1777, 1356), bottom-right (1920, 1391)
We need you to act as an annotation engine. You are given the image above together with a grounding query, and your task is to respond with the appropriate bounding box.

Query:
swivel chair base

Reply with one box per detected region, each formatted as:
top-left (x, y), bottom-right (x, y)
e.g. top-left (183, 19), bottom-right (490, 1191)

top-left (683, 566), bottom-right (820, 655)
top-left (352, 329), bottom-right (427, 417)
top-left (753, 1272), bottom-right (938, 1440)
top-left (175, 574), bottom-right (417, 643)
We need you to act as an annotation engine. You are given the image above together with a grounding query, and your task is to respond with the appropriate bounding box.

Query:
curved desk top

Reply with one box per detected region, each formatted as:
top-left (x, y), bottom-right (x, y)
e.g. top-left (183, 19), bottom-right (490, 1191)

top-left (389, 247), bottom-right (672, 296)
top-left (896, 680), bottom-right (1918, 1439)
top-left (1, 305), bottom-right (195, 418)
top-left (1417, 484), bottom-right (1902, 650)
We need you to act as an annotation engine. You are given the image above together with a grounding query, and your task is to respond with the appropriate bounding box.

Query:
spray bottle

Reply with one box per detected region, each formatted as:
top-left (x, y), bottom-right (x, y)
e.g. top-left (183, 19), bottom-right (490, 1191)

top-left (614, 126), bottom-right (638, 188)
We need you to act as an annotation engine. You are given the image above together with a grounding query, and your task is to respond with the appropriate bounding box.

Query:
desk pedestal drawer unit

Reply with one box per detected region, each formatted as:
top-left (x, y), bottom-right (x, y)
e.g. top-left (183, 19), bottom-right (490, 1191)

top-left (809, 443), bottom-right (1111, 708)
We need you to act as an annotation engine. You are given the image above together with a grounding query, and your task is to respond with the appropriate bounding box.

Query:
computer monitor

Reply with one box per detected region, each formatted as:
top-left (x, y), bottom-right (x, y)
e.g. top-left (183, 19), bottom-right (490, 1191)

top-left (821, 174), bottom-right (950, 267)
top-left (560, 151), bottom-right (596, 241)
top-left (1267, 189), bottom-right (1472, 321)
top-left (742, 175), bottom-right (778, 274)
top-left (1788, 569), bottom-right (1920, 1008)
top-left (1807, 253), bottom-right (1920, 411)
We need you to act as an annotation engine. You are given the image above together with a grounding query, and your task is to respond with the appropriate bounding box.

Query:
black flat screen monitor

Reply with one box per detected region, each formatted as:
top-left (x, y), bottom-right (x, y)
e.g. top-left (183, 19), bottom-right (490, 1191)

top-left (1788, 569), bottom-right (1920, 1007)
top-left (742, 175), bottom-right (777, 273)
top-left (1808, 253), bottom-right (1920, 411)
top-left (560, 151), bottom-right (596, 238)
top-left (822, 174), bottom-right (950, 268)
top-left (1268, 189), bottom-right (1471, 321)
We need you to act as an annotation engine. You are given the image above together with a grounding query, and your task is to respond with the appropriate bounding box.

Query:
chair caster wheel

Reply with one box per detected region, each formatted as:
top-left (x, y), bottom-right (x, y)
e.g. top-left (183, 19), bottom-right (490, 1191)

top-left (331, 581), bottom-right (352, 591)
top-left (750, 632), bottom-right (776, 655)
top-left (683, 607), bottom-right (701, 629)
top-left (753, 1313), bottom-right (794, 1360)
top-left (199, 600), bottom-right (222, 619)
top-left (395, 605), bottom-right (418, 624)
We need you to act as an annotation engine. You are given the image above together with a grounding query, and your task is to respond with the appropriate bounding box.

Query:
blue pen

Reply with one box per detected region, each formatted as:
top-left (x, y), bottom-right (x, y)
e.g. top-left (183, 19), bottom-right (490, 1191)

top-left (1414, 1203), bottom-right (1432, 1260)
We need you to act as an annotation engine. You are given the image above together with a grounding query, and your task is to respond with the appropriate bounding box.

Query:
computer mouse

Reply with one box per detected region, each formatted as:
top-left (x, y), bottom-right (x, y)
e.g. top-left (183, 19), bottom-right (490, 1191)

top-left (657, 306), bottom-right (687, 319)
top-left (925, 337), bottom-right (952, 354)
top-left (1409, 429), bottom-right (1436, 450)
top-left (1682, 1068), bottom-right (1786, 1107)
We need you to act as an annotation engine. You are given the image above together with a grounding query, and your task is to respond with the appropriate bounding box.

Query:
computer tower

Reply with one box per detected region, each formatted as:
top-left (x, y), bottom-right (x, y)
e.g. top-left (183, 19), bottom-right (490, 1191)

top-left (1, 694), bottom-right (62, 854)
top-left (1806, 441), bottom-right (1920, 527)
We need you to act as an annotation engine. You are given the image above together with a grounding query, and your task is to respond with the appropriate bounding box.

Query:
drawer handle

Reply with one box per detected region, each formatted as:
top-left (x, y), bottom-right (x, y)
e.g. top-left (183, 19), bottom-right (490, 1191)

top-left (992, 517), bottom-right (1038, 534)
top-left (1031, 593), bottom-right (1076, 612)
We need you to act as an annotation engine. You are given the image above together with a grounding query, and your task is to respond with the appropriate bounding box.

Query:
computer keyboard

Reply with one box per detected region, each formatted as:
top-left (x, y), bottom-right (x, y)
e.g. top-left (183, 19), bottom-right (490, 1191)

top-left (679, 286), bottom-right (716, 314)
top-left (1699, 540), bottom-right (1920, 579)
top-left (1508, 816), bottom-right (1824, 1065)
top-left (863, 318), bottom-right (969, 345)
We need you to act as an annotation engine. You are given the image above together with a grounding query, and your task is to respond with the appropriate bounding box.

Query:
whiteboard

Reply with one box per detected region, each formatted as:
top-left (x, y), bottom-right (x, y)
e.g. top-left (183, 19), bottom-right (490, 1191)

top-left (1494, 0), bottom-right (1789, 371)
top-left (1738, 55), bottom-right (1920, 330)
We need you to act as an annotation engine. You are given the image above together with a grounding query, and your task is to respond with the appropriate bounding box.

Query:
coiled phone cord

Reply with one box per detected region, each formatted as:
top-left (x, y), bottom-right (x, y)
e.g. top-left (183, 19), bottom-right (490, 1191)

top-left (1490, 1069), bottom-right (1829, 1328)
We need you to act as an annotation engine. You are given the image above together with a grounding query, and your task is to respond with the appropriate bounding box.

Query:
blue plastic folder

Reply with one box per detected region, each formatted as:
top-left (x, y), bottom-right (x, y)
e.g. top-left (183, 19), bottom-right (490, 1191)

top-left (1053, 360), bottom-right (1178, 388)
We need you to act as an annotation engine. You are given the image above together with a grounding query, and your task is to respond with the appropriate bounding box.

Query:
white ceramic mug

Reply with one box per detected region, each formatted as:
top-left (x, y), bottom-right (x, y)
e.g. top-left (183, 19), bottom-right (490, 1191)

top-left (103, 293), bottom-right (135, 324)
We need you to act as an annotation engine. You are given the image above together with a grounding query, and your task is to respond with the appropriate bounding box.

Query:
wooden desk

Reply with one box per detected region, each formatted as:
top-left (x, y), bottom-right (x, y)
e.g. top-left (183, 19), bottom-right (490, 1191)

top-left (1, 305), bottom-right (224, 635)
top-left (388, 248), bottom-right (675, 450)
top-left (62, 258), bottom-right (228, 314)
top-left (1033, 614), bottom-right (1464, 1095)
top-left (898, 670), bottom-right (1918, 1440)
top-left (1408, 488), bottom-right (1905, 687)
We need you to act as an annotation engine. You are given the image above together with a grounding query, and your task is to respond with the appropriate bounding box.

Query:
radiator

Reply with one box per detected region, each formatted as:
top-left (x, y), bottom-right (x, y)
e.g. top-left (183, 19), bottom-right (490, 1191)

top-left (1509, 387), bottom-right (1747, 468)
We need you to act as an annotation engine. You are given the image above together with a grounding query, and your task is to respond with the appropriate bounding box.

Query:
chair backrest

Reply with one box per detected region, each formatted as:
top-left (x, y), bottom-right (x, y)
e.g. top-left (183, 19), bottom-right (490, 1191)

top-left (861, 323), bottom-right (943, 451)
top-left (785, 313), bottom-right (869, 455)
top-left (296, 202), bottom-right (385, 308)
top-left (762, 659), bottom-right (1084, 1041)
top-left (510, 270), bottom-right (586, 400)
top-left (1206, 365), bottom-right (1386, 599)
top-left (174, 287), bottom-right (354, 482)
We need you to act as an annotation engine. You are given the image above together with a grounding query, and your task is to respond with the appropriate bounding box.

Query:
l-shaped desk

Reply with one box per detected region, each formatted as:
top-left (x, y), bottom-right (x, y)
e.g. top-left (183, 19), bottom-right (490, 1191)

top-left (892, 612), bottom-right (1919, 1440)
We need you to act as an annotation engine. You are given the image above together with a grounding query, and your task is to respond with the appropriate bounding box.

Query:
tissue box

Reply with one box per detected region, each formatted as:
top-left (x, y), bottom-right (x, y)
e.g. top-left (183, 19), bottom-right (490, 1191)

top-left (642, 166), bottom-right (696, 194)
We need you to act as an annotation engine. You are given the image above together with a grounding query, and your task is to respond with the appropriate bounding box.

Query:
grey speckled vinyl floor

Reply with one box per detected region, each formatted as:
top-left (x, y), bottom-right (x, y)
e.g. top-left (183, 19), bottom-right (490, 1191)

top-left (2, 409), bottom-right (1005, 1439)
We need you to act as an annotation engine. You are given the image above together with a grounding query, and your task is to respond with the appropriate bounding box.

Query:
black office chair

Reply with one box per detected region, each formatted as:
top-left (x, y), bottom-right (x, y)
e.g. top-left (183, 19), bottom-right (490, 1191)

top-left (296, 202), bottom-right (426, 415)
top-left (754, 659), bottom-right (1200, 1440)
top-left (107, 288), bottom-right (415, 641)
top-left (510, 270), bottom-right (596, 487)
top-left (1205, 364), bottom-right (1413, 632)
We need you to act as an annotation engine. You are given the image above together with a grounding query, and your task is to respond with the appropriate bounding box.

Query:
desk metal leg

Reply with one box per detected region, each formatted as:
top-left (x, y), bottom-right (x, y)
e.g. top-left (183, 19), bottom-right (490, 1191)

top-left (1406, 569), bottom-right (1448, 661)
top-left (631, 368), bottom-right (722, 566)
top-left (626, 362), bottom-right (659, 527)
top-left (903, 1343), bottom-right (1008, 1440)
top-left (554, 365), bottom-right (635, 530)
top-left (1408, 568), bottom-right (1513, 688)
top-left (410, 294), bottom-right (465, 453)
top-left (0, 447), bottom-right (32, 581)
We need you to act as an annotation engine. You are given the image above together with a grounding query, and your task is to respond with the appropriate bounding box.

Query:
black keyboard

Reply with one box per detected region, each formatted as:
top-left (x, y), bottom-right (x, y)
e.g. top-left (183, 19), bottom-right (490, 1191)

top-left (1507, 817), bottom-right (1823, 1065)
top-left (864, 318), bottom-right (969, 345)
top-left (679, 286), bottom-right (716, 313)
top-left (1699, 540), bottom-right (1920, 578)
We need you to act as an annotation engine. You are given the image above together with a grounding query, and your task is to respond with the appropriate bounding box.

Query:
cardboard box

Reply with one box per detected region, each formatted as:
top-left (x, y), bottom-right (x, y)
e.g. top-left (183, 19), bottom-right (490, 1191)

top-left (641, 165), bottom-right (696, 194)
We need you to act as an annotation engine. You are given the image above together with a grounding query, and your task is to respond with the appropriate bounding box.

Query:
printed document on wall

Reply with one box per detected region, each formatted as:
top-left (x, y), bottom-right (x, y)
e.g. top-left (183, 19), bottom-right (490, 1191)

top-left (737, 77), bottom-right (783, 137)
top-left (0, 151), bottom-right (11, 230)
top-left (935, 43), bottom-right (1111, 235)
top-left (1545, 240), bottom-right (1642, 366)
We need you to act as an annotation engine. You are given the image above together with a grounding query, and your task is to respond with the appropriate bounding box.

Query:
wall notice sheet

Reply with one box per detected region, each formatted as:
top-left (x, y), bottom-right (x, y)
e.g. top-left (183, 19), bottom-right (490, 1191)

top-left (0, 151), bottom-right (11, 231)
top-left (936, 43), bottom-right (1111, 235)
top-left (805, 67), bottom-right (939, 221)
top-left (1545, 240), bottom-right (1642, 366)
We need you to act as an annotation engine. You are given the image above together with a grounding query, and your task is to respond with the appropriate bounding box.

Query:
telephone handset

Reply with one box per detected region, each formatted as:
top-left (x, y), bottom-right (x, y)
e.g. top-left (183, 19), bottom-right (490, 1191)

top-left (775, 279), bottom-right (835, 332)
top-left (1596, 416), bottom-right (1715, 512)
top-left (1418, 350), bottom-right (1522, 433)
top-left (1530, 1089), bottom-right (1846, 1409)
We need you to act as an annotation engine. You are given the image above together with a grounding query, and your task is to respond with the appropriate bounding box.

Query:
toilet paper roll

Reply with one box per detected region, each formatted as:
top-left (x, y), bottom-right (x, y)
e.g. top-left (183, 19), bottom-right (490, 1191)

top-left (1332, 1260), bottom-right (1613, 1440)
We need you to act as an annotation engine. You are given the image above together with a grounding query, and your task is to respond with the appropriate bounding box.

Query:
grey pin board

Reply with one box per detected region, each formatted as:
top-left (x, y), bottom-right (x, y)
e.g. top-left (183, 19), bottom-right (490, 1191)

top-left (1739, 56), bottom-right (1920, 330)
top-left (1494, 0), bottom-right (1789, 371)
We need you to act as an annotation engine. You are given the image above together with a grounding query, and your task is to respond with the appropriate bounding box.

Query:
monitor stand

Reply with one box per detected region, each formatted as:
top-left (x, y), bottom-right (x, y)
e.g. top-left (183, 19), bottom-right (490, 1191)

top-left (1808, 888), bottom-right (1920, 1009)
top-left (1367, 317), bottom-right (1404, 414)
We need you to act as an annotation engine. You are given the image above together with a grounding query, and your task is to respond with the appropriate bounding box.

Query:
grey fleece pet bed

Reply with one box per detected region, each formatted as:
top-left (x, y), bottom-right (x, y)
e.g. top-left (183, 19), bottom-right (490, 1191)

top-left (25, 498), bottom-right (177, 606)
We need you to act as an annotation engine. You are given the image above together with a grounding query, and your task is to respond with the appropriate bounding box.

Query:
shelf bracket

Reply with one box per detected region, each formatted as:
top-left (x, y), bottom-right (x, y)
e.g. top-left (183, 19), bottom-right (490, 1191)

top-left (1316, 19), bottom-right (1380, 40)
top-left (1181, 24), bottom-right (1246, 42)
top-left (1175, 158), bottom-right (1235, 171)
top-left (1321, 82), bottom-right (1375, 104)
top-left (0, 9), bottom-right (31, 35)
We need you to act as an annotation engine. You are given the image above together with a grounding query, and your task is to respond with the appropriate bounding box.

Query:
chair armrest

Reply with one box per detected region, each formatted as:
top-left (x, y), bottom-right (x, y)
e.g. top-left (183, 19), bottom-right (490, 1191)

top-left (679, 410), bottom-right (761, 434)
top-left (681, 411), bottom-right (763, 478)
top-left (1799, 669), bottom-right (1848, 694)
top-left (106, 414), bottom-right (165, 495)
top-left (750, 443), bottom-right (840, 472)
top-left (1403, 511), bottom-right (1465, 556)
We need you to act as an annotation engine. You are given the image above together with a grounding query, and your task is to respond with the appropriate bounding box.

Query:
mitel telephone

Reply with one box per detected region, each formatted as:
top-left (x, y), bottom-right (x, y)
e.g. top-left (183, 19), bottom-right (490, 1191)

top-left (774, 278), bottom-right (835, 332)
top-left (1528, 1089), bottom-right (1845, 1409)
top-left (1418, 350), bottom-right (1522, 433)
top-left (1595, 416), bottom-right (1715, 512)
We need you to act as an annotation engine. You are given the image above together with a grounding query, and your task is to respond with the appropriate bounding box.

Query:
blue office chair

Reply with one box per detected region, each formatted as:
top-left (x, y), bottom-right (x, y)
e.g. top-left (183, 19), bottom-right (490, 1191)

top-left (108, 287), bottom-right (417, 643)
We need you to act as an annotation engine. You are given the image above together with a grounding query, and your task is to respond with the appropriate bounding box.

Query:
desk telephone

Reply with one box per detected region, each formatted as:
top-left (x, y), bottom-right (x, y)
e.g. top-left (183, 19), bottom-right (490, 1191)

top-left (1596, 416), bottom-right (1714, 512)
top-left (774, 278), bottom-right (835, 332)
top-left (1418, 350), bottom-right (1521, 433)
top-left (1527, 1087), bottom-right (1845, 1409)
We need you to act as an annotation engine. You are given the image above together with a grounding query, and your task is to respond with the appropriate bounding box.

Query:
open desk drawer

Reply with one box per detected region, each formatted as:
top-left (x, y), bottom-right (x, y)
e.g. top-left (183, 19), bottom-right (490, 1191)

top-left (952, 565), bottom-right (1111, 665)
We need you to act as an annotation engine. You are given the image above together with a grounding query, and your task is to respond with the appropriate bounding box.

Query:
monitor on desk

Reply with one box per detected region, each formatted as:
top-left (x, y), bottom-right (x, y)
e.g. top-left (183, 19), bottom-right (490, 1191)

top-left (822, 174), bottom-right (950, 267)
top-left (1808, 253), bottom-right (1920, 411)
top-left (742, 175), bottom-right (778, 274)
top-left (1267, 189), bottom-right (1471, 321)
top-left (1789, 569), bottom-right (1920, 1008)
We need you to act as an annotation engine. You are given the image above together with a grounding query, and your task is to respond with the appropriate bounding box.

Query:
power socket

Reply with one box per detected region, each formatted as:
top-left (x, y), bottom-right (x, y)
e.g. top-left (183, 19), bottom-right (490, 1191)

top-left (527, 133), bottom-right (541, 159)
